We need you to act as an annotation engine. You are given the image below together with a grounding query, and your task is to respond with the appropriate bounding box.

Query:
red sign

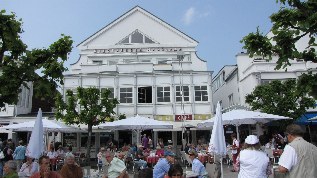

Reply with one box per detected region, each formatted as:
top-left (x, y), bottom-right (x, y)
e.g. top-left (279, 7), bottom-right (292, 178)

top-left (175, 114), bottom-right (192, 121)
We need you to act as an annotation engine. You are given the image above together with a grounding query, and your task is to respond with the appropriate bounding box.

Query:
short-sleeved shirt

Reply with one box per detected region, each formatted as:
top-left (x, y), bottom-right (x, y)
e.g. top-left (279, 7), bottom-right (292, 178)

top-left (278, 145), bottom-right (298, 171)
top-left (153, 158), bottom-right (170, 178)
top-left (192, 158), bottom-right (207, 178)
top-left (232, 139), bottom-right (240, 154)
top-left (108, 157), bottom-right (126, 178)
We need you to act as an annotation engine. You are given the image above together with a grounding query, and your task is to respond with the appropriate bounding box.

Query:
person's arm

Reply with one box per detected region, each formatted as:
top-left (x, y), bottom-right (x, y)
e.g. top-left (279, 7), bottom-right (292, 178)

top-left (278, 165), bottom-right (288, 173)
top-left (117, 168), bottom-right (128, 178)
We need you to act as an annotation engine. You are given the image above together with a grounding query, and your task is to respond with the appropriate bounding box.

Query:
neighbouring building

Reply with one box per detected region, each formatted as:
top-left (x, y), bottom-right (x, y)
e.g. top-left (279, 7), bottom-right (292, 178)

top-left (62, 6), bottom-right (213, 154)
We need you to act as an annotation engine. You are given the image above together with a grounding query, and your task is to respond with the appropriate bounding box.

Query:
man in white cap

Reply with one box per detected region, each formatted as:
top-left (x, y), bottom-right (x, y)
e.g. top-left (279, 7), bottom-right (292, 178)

top-left (278, 124), bottom-right (317, 177)
top-left (238, 135), bottom-right (271, 178)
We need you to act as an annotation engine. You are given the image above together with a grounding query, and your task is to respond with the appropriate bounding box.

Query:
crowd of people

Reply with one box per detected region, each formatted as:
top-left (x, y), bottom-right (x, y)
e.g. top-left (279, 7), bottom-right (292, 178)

top-left (0, 124), bottom-right (315, 178)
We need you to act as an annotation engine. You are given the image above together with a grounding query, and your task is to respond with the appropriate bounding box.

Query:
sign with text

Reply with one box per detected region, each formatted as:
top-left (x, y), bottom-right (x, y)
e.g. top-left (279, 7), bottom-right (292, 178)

top-left (175, 114), bottom-right (192, 121)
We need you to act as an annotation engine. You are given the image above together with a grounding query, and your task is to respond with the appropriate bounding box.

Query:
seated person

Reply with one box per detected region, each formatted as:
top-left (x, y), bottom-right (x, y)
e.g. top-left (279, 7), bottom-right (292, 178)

top-left (167, 163), bottom-right (183, 178)
top-left (56, 145), bottom-right (65, 158)
top-left (143, 147), bottom-right (151, 157)
top-left (103, 151), bottom-right (128, 178)
top-left (153, 150), bottom-right (175, 178)
top-left (155, 146), bottom-right (164, 158)
top-left (3, 160), bottom-right (18, 178)
top-left (19, 156), bottom-right (39, 177)
top-left (188, 150), bottom-right (208, 178)
top-left (134, 145), bottom-right (147, 170)
top-left (60, 153), bottom-right (83, 178)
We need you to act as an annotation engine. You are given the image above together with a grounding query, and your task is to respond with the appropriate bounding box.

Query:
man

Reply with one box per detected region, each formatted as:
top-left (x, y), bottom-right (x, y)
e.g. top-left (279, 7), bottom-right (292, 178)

top-left (153, 150), bottom-right (175, 178)
top-left (141, 134), bottom-right (148, 149)
top-left (278, 124), bottom-right (317, 177)
top-left (13, 140), bottom-right (26, 170)
top-left (134, 145), bottom-right (147, 169)
top-left (188, 150), bottom-right (208, 178)
top-left (60, 153), bottom-right (83, 178)
top-left (3, 160), bottom-right (18, 178)
top-left (30, 155), bottom-right (62, 178)
top-left (230, 133), bottom-right (240, 172)
top-left (103, 151), bottom-right (128, 178)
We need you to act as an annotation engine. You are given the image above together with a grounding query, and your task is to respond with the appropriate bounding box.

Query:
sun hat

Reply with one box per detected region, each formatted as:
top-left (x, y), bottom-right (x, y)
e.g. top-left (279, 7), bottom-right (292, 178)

top-left (245, 135), bottom-right (259, 144)
top-left (164, 150), bottom-right (175, 157)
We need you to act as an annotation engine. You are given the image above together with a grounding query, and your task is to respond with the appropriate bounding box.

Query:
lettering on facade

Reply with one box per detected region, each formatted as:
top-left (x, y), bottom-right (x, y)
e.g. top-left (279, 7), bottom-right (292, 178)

top-left (175, 114), bottom-right (192, 121)
top-left (94, 47), bottom-right (182, 54)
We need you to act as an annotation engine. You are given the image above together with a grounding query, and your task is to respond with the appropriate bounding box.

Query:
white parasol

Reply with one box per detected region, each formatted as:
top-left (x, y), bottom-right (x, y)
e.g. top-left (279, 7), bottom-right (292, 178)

top-left (26, 108), bottom-right (44, 159)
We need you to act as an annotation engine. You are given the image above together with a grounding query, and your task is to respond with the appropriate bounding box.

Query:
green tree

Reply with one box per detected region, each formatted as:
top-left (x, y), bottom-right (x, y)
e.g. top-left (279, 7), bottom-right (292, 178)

top-left (55, 87), bottom-right (119, 165)
top-left (245, 80), bottom-right (315, 127)
top-left (0, 10), bottom-right (73, 108)
top-left (241, 0), bottom-right (317, 97)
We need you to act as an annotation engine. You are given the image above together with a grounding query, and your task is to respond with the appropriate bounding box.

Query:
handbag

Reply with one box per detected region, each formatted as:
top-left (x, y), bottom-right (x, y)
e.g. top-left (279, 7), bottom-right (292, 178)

top-left (0, 150), bottom-right (5, 159)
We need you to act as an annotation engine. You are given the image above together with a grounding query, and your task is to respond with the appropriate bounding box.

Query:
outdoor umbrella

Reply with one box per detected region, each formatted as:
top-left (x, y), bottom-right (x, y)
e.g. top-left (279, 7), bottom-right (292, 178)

top-left (198, 109), bottom-right (291, 140)
top-left (208, 102), bottom-right (226, 178)
top-left (26, 108), bottom-right (44, 159)
top-left (96, 115), bottom-right (173, 144)
top-left (0, 118), bottom-right (85, 133)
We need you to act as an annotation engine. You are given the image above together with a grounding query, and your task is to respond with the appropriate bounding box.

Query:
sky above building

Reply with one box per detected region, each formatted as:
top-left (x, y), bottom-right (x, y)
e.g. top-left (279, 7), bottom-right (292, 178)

top-left (3, 0), bottom-right (281, 74)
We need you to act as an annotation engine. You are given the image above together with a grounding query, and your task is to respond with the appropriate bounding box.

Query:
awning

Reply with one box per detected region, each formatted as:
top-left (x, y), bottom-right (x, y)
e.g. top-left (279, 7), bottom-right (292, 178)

top-left (153, 120), bottom-right (209, 131)
top-left (295, 112), bottom-right (317, 125)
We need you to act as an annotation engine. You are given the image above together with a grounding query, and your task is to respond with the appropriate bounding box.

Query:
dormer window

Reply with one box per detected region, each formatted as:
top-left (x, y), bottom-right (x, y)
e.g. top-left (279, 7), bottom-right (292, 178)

top-left (117, 30), bottom-right (156, 44)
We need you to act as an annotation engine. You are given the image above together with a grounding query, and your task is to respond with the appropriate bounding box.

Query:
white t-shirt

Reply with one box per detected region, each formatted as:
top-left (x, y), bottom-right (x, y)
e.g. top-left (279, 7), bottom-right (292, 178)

top-left (278, 145), bottom-right (298, 171)
top-left (232, 139), bottom-right (239, 154)
top-left (238, 149), bottom-right (269, 178)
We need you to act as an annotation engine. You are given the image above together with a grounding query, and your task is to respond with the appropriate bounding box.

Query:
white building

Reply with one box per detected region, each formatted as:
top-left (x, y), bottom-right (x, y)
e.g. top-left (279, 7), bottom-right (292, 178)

top-left (63, 6), bottom-right (213, 152)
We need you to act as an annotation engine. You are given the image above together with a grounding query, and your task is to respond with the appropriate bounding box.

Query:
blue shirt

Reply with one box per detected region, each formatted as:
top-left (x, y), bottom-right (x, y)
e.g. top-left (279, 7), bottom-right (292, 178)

top-left (13, 145), bottom-right (26, 160)
top-left (192, 158), bottom-right (207, 178)
top-left (153, 158), bottom-right (170, 178)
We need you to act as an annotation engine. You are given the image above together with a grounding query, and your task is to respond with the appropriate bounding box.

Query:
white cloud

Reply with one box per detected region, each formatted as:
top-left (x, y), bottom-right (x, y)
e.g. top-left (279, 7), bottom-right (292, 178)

top-left (183, 7), bottom-right (195, 25)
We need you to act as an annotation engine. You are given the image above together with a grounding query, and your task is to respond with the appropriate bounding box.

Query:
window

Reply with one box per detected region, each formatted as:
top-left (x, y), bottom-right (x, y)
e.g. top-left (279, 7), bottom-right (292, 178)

top-left (175, 86), bottom-right (189, 102)
top-left (138, 87), bottom-right (152, 103)
top-left (118, 30), bottom-right (155, 44)
top-left (120, 88), bottom-right (133, 103)
top-left (157, 58), bottom-right (169, 64)
top-left (108, 60), bottom-right (118, 65)
top-left (194, 86), bottom-right (208, 101)
top-left (101, 88), bottom-right (114, 100)
top-left (81, 133), bottom-right (95, 147)
top-left (228, 94), bottom-right (234, 106)
top-left (92, 60), bottom-right (102, 65)
top-left (157, 86), bottom-right (170, 102)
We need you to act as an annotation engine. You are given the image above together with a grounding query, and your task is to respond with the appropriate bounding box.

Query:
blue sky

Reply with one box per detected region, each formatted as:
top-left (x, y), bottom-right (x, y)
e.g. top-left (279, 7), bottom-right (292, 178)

top-left (3, 0), bottom-right (281, 74)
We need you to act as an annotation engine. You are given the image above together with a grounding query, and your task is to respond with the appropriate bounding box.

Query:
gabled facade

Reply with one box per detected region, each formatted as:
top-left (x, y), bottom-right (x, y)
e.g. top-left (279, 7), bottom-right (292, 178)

top-left (64, 6), bottom-right (213, 122)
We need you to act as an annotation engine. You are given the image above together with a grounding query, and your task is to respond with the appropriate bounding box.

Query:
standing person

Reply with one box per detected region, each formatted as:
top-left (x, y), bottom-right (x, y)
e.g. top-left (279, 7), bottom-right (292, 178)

top-left (13, 140), bottom-right (26, 170)
top-left (272, 131), bottom-right (285, 149)
top-left (56, 145), bottom-right (65, 159)
top-left (46, 147), bottom-right (58, 171)
top-left (97, 147), bottom-right (108, 173)
top-left (148, 136), bottom-right (153, 149)
top-left (230, 133), bottom-right (240, 172)
top-left (278, 124), bottom-right (317, 177)
top-left (153, 150), bottom-right (175, 178)
top-left (188, 150), bottom-right (208, 178)
top-left (102, 151), bottom-right (128, 178)
top-left (3, 160), bottom-right (18, 178)
top-left (237, 135), bottom-right (271, 178)
top-left (18, 156), bottom-right (39, 177)
top-left (60, 153), bottom-right (83, 178)
top-left (142, 134), bottom-right (148, 149)
top-left (30, 155), bottom-right (62, 178)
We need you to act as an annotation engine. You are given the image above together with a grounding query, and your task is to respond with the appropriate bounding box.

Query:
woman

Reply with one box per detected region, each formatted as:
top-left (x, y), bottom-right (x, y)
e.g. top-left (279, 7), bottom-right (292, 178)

top-left (60, 153), bottom-right (83, 178)
top-left (237, 135), bottom-right (271, 178)
top-left (188, 150), bottom-right (208, 178)
top-left (230, 133), bottom-right (240, 172)
top-left (19, 156), bottom-right (39, 177)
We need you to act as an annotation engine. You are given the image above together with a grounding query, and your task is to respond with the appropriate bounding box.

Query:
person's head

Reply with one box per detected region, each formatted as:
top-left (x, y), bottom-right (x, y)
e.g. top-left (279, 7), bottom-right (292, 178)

top-left (285, 124), bottom-right (305, 143)
top-left (19, 140), bottom-right (23, 145)
top-left (138, 145), bottom-right (144, 150)
top-left (136, 167), bottom-right (153, 178)
top-left (164, 150), bottom-right (175, 164)
top-left (231, 133), bottom-right (237, 139)
top-left (65, 153), bottom-right (76, 165)
top-left (3, 160), bottom-right (17, 175)
top-left (116, 151), bottom-right (125, 160)
top-left (39, 155), bottom-right (50, 174)
top-left (168, 163), bottom-right (183, 178)
top-left (243, 135), bottom-right (261, 150)
top-left (100, 147), bottom-right (106, 152)
top-left (188, 150), bottom-right (198, 160)
top-left (67, 145), bottom-right (72, 152)
top-left (58, 145), bottom-right (63, 150)
top-left (105, 151), bottom-right (114, 163)
top-left (26, 156), bottom-right (34, 163)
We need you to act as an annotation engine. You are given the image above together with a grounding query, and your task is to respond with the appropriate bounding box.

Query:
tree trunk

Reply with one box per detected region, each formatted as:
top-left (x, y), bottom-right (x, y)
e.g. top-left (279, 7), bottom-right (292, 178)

top-left (86, 124), bottom-right (92, 166)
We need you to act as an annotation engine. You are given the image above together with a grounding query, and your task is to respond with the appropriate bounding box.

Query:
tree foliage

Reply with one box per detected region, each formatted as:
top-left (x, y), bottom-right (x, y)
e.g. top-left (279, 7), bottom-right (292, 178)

top-left (55, 87), bottom-right (119, 165)
top-left (245, 80), bottom-right (315, 126)
top-left (0, 10), bottom-right (73, 108)
top-left (241, 0), bottom-right (317, 98)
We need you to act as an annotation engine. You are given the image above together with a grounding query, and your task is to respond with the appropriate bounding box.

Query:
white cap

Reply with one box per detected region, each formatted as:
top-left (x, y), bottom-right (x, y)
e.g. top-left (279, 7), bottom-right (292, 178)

top-left (245, 135), bottom-right (259, 144)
